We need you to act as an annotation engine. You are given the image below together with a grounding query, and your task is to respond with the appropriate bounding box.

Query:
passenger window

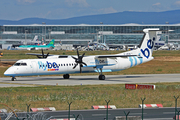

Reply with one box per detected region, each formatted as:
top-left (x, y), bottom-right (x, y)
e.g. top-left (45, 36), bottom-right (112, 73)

top-left (67, 64), bottom-right (68, 66)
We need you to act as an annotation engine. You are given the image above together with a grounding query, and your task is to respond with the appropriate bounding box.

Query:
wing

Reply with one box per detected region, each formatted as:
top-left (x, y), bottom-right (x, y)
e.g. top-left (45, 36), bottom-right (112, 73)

top-left (26, 53), bottom-right (53, 56)
top-left (26, 53), bottom-right (54, 58)
top-left (95, 54), bottom-right (139, 58)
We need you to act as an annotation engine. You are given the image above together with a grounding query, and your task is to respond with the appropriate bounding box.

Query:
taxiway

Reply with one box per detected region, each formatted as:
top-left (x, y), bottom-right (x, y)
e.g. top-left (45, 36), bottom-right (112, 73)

top-left (0, 74), bottom-right (179, 87)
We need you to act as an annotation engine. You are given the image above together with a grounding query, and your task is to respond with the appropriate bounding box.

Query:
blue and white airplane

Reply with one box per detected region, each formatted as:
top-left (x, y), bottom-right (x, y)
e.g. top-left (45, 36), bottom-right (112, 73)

top-left (4, 28), bottom-right (159, 81)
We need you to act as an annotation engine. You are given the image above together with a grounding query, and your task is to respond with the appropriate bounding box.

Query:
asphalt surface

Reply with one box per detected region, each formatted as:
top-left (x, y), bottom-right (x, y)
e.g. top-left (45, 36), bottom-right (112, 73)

top-left (1, 107), bottom-right (178, 120)
top-left (0, 74), bottom-right (179, 87)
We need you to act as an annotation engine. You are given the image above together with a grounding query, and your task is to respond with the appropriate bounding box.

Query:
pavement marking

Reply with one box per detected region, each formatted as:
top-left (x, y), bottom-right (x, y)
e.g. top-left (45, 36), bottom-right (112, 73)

top-left (92, 114), bottom-right (111, 116)
top-left (163, 112), bottom-right (175, 114)
top-left (130, 113), bottom-right (147, 115)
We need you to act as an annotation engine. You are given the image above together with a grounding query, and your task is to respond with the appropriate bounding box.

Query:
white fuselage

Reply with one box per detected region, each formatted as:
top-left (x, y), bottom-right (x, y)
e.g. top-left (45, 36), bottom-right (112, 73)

top-left (4, 53), bottom-right (152, 77)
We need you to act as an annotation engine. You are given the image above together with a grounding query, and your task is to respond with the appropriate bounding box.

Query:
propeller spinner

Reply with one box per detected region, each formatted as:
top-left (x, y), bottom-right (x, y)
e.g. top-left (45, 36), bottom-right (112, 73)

top-left (72, 49), bottom-right (87, 73)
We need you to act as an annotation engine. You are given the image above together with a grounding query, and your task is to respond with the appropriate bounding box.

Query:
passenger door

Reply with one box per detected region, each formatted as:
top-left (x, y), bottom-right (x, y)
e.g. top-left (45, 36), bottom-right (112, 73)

top-left (31, 61), bottom-right (38, 73)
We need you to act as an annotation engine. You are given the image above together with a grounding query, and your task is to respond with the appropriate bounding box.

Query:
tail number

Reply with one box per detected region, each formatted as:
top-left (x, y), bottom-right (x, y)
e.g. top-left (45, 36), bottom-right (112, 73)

top-left (95, 58), bottom-right (108, 65)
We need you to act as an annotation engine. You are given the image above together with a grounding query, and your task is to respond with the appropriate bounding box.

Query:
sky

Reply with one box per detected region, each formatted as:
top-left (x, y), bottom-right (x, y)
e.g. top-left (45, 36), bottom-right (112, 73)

top-left (1, 0), bottom-right (180, 20)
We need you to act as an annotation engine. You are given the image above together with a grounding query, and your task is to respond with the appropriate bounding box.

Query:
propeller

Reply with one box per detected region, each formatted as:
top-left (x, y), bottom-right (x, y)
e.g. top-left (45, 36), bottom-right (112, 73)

top-left (72, 49), bottom-right (87, 73)
top-left (37, 49), bottom-right (49, 58)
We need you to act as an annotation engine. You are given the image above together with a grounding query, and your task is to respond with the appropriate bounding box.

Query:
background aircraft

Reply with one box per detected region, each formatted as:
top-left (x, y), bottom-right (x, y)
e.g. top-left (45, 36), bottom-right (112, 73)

top-left (4, 28), bottom-right (159, 81)
top-left (19, 35), bottom-right (41, 45)
top-left (16, 39), bottom-right (55, 50)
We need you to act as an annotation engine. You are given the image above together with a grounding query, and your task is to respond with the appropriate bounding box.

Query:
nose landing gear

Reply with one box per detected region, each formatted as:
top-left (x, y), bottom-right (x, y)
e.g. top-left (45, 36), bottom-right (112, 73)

top-left (63, 74), bottom-right (70, 79)
top-left (11, 77), bottom-right (16, 81)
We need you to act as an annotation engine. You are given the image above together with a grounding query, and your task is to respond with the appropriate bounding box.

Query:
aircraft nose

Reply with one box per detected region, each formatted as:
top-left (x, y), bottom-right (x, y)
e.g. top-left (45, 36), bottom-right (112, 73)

top-left (4, 67), bottom-right (15, 76)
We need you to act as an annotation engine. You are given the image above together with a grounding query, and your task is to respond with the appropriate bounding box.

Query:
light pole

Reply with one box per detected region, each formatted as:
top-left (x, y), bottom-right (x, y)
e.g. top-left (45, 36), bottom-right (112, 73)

top-left (26, 104), bottom-right (31, 120)
top-left (124, 111), bottom-right (130, 120)
top-left (105, 100), bottom-right (110, 120)
top-left (96, 29), bottom-right (99, 50)
top-left (166, 22), bottom-right (169, 44)
top-left (68, 102), bottom-right (72, 120)
top-left (141, 97), bottom-right (146, 120)
top-left (174, 96), bottom-right (179, 120)
top-left (48, 29), bottom-right (51, 41)
top-left (42, 22), bottom-right (46, 43)
top-left (25, 30), bottom-right (28, 45)
top-left (100, 22), bottom-right (103, 43)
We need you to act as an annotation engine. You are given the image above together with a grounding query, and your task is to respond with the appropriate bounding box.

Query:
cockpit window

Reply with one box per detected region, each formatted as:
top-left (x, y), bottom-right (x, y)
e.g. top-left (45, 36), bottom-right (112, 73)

top-left (14, 63), bottom-right (21, 66)
top-left (21, 63), bottom-right (27, 66)
top-left (14, 63), bottom-right (27, 66)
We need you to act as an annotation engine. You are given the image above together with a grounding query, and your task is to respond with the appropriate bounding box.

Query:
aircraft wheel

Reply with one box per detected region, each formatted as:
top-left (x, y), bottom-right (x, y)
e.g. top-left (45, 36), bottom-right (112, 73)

top-left (99, 75), bottom-right (105, 80)
top-left (63, 74), bottom-right (70, 79)
top-left (11, 77), bottom-right (16, 81)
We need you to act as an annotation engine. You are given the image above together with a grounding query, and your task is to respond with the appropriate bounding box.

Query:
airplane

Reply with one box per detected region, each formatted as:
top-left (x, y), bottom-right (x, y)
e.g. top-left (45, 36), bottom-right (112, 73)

top-left (16, 39), bottom-right (55, 50)
top-left (4, 28), bottom-right (159, 81)
top-left (20, 35), bottom-right (41, 45)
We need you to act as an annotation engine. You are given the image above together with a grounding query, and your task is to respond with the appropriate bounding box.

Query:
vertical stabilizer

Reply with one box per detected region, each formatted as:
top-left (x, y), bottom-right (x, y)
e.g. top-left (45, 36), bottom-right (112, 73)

top-left (138, 28), bottom-right (159, 59)
top-left (47, 39), bottom-right (55, 46)
top-left (32, 35), bottom-right (38, 42)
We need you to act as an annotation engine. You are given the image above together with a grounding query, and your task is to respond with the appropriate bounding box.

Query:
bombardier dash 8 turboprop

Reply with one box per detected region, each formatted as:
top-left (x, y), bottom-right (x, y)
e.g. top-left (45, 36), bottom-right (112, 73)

top-left (4, 28), bottom-right (159, 81)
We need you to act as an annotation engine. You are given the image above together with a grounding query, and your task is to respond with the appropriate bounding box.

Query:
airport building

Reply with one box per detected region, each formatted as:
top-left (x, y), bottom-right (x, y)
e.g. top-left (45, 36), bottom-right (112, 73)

top-left (0, 24), bottom-right (180, 46)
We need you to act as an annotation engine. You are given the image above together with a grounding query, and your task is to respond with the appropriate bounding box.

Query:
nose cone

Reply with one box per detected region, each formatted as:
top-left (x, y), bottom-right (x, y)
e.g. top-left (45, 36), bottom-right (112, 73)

top-left (4, 67), bottom-right (15, 76)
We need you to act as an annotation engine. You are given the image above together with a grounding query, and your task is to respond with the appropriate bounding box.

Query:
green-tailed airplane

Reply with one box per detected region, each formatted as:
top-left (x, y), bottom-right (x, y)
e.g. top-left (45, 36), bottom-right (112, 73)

top-left (16, 39), bottom-right (55, 50)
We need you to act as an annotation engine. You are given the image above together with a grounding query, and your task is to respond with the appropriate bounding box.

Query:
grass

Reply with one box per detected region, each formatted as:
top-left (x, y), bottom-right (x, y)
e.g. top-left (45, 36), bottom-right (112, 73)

top-left (0, 83), bottom-right (179, 112)
top-left (0, 50), bottom-right (180, 112)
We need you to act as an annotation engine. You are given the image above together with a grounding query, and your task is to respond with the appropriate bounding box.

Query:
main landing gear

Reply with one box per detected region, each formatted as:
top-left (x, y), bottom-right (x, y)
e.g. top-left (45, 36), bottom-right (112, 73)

top-left (63, 74), bottom-right (70, 79)
top-left (98, 68), bottom-right (105, 80)
top-left (99, 74), bottom-right (105, 80)
top-left (11, 77), bottom-right (16, 81)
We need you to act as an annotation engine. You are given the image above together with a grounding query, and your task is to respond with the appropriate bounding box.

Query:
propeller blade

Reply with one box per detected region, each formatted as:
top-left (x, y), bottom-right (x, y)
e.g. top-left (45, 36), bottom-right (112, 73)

top-left (71, 56), bottom-right (77, 60)
top-left (72, 49), bottom-right (87, 73)
top-left (82, 62), bottom-right (87, 66)
top-left (79, 64), bottom-right (82, 73)
top-left (37, 56), bottom-right (42, 59)
top-left (82, 53), bottom-right (85, 58)
top-left (41, 49), bottom-right (45, 58)
top-left (76, 49), bottom-right (80, 58)
top-left (73, 63), bottom-right (78, 69)
top-left (45, 53), bottom-right (49, 58)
